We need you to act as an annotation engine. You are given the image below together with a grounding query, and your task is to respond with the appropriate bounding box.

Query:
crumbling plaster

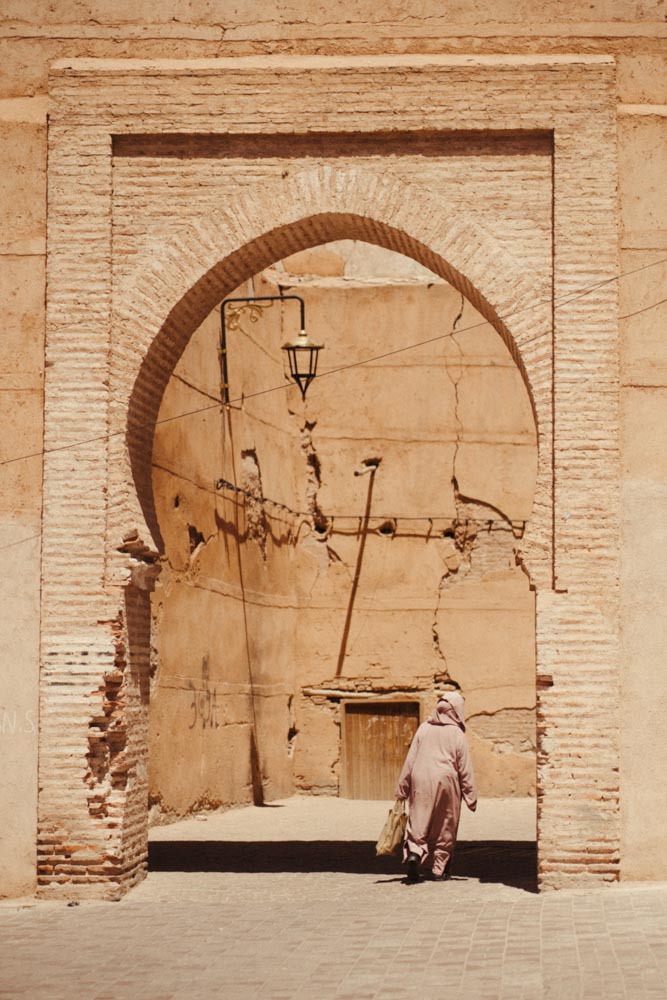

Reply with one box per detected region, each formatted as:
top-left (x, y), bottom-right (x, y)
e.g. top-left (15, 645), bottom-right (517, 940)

top-left (148, 252), bottom-right (538, 814)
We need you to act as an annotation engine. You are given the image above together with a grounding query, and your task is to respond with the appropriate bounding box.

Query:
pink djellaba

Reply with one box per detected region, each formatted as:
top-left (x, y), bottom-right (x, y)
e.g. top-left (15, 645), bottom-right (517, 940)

top-left (396, 692), bottom-right (477, 879)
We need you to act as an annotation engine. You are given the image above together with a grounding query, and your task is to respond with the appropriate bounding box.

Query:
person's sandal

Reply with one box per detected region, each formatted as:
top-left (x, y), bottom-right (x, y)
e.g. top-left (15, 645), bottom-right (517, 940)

top-left (406, 853), bottom-right (421, 883)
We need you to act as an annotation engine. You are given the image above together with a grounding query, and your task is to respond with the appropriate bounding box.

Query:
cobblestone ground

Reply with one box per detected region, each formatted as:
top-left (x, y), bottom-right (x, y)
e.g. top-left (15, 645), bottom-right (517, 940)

top-left (2, 799), bottom-right (667, 1000)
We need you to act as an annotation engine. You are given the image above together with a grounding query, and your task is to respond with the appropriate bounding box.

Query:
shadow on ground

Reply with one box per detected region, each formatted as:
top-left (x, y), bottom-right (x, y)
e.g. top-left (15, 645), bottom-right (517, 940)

top-left (148, 840), bottom-right (537, 892)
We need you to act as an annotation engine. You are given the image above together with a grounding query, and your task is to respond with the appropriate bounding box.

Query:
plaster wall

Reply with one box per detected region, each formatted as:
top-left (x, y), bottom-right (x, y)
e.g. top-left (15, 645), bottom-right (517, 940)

top-left (2, 3), bottom-right (667, 101)
top-left (0, 100), bottom-right (45, 897)
top-left (617, 111), bottom-right (667, 880)
top-left (0, 1), bottom-right (663, 895)
top-left (148, 246), bottom-right (538, 817)
top-left (281, 259), bottom-right (537, 800)
top-left (150, 281), bottom-right (300, 817)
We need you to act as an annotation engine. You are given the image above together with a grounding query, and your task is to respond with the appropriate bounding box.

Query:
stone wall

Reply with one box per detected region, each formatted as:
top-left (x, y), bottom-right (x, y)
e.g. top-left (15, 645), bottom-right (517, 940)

top-left (0, 3), bottom-right (664, 896)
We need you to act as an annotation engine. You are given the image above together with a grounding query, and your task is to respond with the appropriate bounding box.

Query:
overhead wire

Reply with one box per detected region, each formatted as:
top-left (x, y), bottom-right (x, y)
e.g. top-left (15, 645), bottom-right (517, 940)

top-left (0, 257), bottom-right (664, 554)
top-left (0, 482), bottom-right (115, 555)
top-left (0, 532), bottom-right (42, 553)
top-left (0, 257), bottom-right (667, 500)
top-left (152, 259), bottom-right (667, 533)
top-left (617, 295), bottom-right (667, 322)
top-left (1, 253), bottom-right (666, 473)
top-left (158, 254), bottom-right (667, 412)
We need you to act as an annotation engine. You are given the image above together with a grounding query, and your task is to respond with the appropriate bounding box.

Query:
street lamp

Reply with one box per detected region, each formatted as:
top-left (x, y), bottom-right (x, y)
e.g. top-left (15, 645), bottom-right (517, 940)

top-left (220, 294), bottom-right (323, 403)
top-left (281, 328), bottom-right (324, 401)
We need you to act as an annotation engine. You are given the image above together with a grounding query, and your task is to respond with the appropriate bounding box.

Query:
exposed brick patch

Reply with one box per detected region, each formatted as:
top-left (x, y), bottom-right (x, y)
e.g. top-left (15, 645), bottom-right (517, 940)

top-left (85, 614), bottom-right (129, 819)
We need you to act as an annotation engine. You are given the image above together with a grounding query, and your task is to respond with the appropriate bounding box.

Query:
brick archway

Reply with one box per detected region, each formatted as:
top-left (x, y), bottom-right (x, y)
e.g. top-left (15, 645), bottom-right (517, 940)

top-left (113, 166), bottom-right (551, 586)
top-left (40, 57), bottom-right (620, 898)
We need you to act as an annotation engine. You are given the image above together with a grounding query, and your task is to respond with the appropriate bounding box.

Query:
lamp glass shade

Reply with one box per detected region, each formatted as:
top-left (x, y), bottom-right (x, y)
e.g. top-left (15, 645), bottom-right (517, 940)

top-left (281, 332), bottom-right (323, 400)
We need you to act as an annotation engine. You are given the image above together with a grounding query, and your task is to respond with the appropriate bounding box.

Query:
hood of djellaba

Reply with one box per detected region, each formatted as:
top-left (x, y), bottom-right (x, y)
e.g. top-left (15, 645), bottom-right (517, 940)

top-left (428, 691), bottom-right (466, 730)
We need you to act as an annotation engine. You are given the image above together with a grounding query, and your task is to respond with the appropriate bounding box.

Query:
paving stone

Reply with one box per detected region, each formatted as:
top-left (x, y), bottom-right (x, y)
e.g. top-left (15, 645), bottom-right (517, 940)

top-left (2, 800), bottom-right (667, 998)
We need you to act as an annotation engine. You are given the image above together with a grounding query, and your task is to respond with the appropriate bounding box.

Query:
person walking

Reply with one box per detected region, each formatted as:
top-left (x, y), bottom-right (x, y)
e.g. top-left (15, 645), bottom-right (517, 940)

top-left (396, 691), bottom-right (477, 882)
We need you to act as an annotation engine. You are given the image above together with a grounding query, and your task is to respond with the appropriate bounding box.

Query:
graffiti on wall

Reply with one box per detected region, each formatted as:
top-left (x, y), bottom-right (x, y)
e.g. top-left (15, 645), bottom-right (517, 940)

top-left (188, 655), bottom-right (220, 730)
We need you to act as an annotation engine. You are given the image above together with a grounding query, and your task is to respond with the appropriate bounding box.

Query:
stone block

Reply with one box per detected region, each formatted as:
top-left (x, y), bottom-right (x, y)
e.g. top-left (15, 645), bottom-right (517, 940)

top-left (299, 282), bottom-right (471, 367)
top-left (0, 255), bottom-right (45, 380)
top-left (0, 119), bottom-right (46, 254)
top-left (621, 387), bottom-right (667, 481)
top-left (281, 247), bottom-right (345, 277)
top-left (293, 696), bottom-right (340, 793)
top-left (253, 692), bottom-right (295, 800)
top-left (620, 479), bottom-right (667, 878)
top-left (618, 112), bottom-right (667, 250)
top-left (0, 390), bottom-right (43, 514)
top-left (315, 437), bottom-right (458, 517)
top-left (455, 441), bottom-right (538, 522)
top-left (0, 513), bottom-right (39, 897)
top-left (467, 726), bottom-right (536, 798)
top-left (155, 584), bottom-right (254, 686)
top-left (435, 575), bottom-right (536, 718)
top-left (0, 40), bottom-right (53, 99)
top-left (457, 363), bottom-right (536, 440)
top-left (619, 249), bottom-right (667, 388)
top-left (617, 54), bottom-right (667, 105)
top-left (149, 685), bottom-right (254, 815)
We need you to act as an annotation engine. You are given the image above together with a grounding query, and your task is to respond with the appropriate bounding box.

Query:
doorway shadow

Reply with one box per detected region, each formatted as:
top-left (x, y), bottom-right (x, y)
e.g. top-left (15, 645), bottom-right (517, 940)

top-left (148, 839), bottom-right (537, 892)
top-left (452, 841), bottom-right (537, 893)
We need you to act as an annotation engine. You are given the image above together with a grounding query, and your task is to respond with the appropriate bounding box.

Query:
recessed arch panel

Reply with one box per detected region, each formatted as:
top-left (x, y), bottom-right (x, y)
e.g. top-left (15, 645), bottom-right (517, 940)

top-left (113, 166), bottom-right (552, 589)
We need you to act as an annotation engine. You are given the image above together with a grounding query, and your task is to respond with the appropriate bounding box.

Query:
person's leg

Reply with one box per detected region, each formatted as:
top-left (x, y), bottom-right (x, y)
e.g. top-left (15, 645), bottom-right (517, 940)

top-left (403, 784), bottom-right (435, 881)
top-left (404, 820), bottom-right (427, 881)
top-left (430, 777), bottom-right (461, 878)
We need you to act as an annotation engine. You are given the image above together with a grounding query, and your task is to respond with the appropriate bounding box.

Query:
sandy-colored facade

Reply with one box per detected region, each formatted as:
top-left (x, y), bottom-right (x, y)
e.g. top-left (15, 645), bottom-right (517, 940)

top-left (150, 250), bottom-right (538, 817)
top-left (0, 3), bottom-right (665, 898)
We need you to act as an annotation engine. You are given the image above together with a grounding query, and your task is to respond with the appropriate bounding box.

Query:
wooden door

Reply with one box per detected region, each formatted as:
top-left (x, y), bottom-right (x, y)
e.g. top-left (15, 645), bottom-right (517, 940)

top-left (342, 701), bottom-right (420, 799)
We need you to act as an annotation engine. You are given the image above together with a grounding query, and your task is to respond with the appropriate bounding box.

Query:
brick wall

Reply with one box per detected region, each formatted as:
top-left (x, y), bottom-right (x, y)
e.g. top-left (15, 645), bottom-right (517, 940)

top-left (36, 56), bottom-right (620, 896)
